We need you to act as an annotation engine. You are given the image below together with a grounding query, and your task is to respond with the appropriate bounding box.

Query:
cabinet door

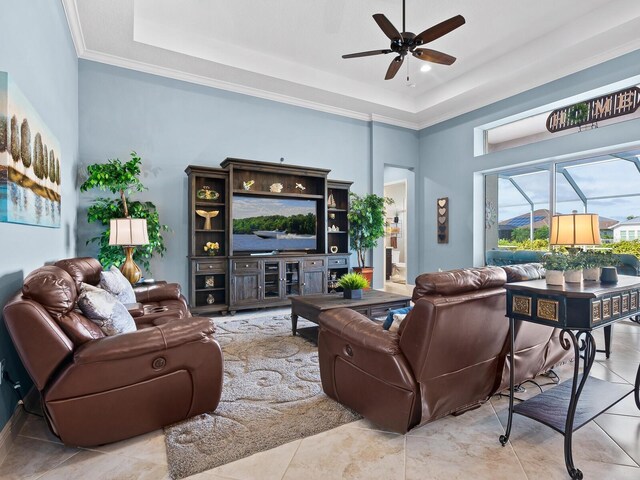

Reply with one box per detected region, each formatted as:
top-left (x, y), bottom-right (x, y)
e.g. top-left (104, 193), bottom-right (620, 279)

top-left (284, 261), bottom-right (302, 296)
top-left (262, 261), bottom-right (283, 301)
top-left (302, 270), bottom-right (325, 295)
top-left (231, 273), bottom-right (261, 305)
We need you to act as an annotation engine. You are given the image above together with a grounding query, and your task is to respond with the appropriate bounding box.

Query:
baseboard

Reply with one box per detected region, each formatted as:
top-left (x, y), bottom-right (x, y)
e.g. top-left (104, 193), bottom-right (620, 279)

top-left (0, 387), bottom-right (38, 465)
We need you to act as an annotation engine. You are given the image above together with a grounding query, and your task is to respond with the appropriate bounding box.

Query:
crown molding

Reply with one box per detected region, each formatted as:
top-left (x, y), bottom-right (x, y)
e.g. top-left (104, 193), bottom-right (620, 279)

top-left (60, 1), bottom-right (421, 131)
top-left (60, 0), bottom-right (86, 56)
top-left (371, 115), bottom-right (421, 131)
top-left (79, 48), bottom-right (423, 130)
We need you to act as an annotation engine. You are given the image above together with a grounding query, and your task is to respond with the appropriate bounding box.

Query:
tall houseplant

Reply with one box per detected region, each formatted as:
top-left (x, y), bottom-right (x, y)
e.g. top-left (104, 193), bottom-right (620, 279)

top-left (80, 152), bottom-right (168, 273)
top-left (347, 192), bottom-right (393, 287)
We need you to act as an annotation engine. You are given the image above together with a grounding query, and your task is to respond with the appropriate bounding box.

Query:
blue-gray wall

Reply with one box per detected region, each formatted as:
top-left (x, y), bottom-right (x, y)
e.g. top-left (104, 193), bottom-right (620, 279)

top-left (77, 61), bottom-right (419, 289)
top-left (0, 0), bottom-right (78, 430)
top-left (418, 49), bottom-right (640, 274)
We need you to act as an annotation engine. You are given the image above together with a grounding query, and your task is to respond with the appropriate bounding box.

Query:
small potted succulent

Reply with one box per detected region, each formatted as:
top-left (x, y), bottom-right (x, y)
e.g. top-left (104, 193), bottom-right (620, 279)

top-left (543, 252), bottom-right (569, 286)
top-left (564, 253), bottom-right (584, 283)
top-left (337, 272), bottom-right (370, 300)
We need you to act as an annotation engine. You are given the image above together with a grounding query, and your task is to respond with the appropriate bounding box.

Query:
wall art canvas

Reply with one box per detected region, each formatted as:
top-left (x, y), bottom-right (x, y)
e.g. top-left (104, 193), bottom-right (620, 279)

top-left (0, 72), bottom-right (61, 227)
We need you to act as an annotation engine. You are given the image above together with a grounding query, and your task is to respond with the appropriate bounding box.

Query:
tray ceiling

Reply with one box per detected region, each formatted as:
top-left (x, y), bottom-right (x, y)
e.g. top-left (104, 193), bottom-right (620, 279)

top-left (63, 0), bottom-right (640, 129)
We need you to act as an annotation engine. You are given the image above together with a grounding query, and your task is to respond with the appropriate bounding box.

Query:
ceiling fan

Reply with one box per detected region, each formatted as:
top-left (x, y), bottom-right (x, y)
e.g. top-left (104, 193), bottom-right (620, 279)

top-left (342, 0), bottom-right (465, 80)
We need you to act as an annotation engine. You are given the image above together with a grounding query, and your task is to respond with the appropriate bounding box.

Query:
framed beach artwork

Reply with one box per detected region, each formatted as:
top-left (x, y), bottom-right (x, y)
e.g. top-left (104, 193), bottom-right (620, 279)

top-left (0, 71), bottom-right (61, 228)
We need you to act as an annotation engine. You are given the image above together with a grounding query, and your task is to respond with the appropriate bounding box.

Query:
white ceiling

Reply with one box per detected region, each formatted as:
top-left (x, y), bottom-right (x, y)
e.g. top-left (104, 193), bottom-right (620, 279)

top-left (63, 0), bottom-right (640, 129)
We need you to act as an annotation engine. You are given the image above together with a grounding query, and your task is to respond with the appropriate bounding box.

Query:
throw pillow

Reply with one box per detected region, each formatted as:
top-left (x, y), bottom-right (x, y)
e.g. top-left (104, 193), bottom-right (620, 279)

top-left (77, 283), bottom-right (136, 336)
top-left (383, 306), bottom-right (413, 330)
top-left (388, 313), bottom-right (408, 333)
top-left (99, 266), bottom-right (137, 304)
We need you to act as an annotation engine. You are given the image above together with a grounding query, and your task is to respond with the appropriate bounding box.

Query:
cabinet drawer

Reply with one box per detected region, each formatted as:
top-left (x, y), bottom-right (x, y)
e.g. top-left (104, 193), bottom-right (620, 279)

top-left (196, 260), bottom-right (226, 272)
top-left (232, 260), bottom-right (260, 271)
top-left (328, 257), bottom-right (348, 267)
top-left (304, 258), bottom-right (325, 270)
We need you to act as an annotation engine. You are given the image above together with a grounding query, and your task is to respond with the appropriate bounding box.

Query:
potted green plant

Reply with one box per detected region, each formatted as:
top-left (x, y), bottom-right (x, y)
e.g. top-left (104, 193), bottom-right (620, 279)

top-left (577, 250), bottom-right (613, 281)
top-left (337, 272), bottom-right (370, 299)
top-left (564, 253), bottom-right (584, 283)
top-left (543, 252), bottom-right (569, 286)
top-left (80, 151), bottom-right (169, 273)
top-left (347, 192), bottom-right (393, 288)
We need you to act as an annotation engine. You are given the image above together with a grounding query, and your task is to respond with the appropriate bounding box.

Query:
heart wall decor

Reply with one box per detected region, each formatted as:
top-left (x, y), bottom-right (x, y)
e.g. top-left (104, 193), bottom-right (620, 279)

top-left (437, 197), bottom-right (449, 244)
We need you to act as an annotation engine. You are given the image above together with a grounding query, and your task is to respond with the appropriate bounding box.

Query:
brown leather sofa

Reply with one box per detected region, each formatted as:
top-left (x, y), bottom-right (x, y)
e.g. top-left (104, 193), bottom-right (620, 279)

top-left (3, 258), bottom-right (224, 447)
top-left (318, 265), bottom-right (569, 434)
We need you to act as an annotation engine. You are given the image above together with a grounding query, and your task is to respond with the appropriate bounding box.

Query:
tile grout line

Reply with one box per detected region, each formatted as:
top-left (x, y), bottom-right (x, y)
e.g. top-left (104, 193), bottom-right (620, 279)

top-left (279, 440), bottom-right (303, 480)
top-left (488, 398), bottom-right (530, 480)
top-left (591, 417), bottom-right (640, 468)
top-left (30, 447), bottom-right (83, 480)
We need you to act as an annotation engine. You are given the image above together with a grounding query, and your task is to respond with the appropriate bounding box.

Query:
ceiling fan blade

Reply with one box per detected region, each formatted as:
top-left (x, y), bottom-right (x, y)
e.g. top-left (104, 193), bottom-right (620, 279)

top-left (415, 15), bottom-right (466, 45)
top-left (342, 49), bottom-right (392, 59)
top-left (385, 56), bottom-right (404, 80)
top-left (373, 14), bottom-right (402, 41)
top-left (413, 48), bottom-right (456, 65)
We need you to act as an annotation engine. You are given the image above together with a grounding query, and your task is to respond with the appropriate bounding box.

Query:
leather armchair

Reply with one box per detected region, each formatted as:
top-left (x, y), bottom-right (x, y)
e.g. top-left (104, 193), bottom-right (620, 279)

top-left (3, 262), bottom-right (223, 447)
top-left (54, 257), bottom-right (191, 328)
top-left (318, 265), bottom-right (570, 434)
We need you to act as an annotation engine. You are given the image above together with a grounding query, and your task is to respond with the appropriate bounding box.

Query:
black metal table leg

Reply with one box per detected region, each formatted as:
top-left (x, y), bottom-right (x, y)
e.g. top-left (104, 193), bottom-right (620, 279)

top-left (561, 330), bottom-right (596, 480)
top-left (603, 324), bottom-right (611, 359)
top-left (635, 356), bottom-right (640, 410)
top-left (500, 316), bottom-right (515, 446)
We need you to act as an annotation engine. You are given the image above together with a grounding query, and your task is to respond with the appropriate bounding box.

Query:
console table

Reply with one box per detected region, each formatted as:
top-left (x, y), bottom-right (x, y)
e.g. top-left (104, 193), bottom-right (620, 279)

top-left (499, 276), bottom-right (640, 479)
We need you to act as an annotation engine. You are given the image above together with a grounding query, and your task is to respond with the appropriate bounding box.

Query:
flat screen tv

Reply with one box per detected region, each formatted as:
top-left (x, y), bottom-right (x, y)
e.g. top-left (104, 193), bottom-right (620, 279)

top-left (232, 196), bottom-right (317, 252)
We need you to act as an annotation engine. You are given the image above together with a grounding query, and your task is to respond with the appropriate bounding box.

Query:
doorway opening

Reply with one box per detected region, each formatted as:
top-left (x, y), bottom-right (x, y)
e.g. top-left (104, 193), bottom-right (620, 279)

top-left (384, 167), bottom-right (411, 286)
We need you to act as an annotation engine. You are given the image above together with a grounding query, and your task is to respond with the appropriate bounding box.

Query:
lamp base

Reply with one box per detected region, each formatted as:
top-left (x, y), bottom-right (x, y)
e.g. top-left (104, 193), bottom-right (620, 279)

top-left (120, 246), bottom-right (142, 284)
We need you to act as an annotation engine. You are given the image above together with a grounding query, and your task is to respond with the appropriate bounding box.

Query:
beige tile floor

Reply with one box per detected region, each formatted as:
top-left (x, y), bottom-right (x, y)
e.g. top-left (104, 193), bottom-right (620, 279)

top-left (2, 287), bottom-right (639, 479)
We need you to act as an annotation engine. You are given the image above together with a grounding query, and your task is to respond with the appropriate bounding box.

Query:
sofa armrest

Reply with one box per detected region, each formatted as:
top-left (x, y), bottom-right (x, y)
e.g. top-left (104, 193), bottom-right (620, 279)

top-left (318, 308), bottom-right (400, 355)
top-left (124, 302), bottom-right (145, 318)
top-left (74, 316), bottom-right (214, 364)
top-left (133, 282), bottom-right (181, 303)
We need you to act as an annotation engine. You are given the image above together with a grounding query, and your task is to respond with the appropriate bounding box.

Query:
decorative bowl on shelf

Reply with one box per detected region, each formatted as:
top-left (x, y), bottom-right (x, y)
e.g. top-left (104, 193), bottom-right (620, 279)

top-left (196, 186), bottom-right (220, 200)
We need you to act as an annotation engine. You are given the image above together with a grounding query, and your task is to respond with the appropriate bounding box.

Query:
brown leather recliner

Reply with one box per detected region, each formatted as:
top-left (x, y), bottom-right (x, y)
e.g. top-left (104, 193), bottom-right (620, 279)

top-left (54, 257), bottom-right (191, 328)
top-left (3, 260), bottom-right (224, 447)
top-left (318, 265), bottom-right (570, 434)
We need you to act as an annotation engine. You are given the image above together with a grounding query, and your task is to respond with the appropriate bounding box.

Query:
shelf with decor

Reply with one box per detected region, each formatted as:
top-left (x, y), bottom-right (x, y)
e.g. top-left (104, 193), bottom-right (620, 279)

top-left (326, 180), bottom-right (352, 292)
top-left (186, 166), bottom-right (229, 313)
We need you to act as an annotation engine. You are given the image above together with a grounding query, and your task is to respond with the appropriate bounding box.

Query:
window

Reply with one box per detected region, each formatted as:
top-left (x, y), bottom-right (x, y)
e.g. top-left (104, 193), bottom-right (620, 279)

top-left (485, 147), bottom-right (640, 254)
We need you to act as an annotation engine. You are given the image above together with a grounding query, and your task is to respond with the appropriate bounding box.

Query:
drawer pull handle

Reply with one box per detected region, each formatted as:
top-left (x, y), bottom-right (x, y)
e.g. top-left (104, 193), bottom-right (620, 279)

top-left (245, 264), bottom-right (249, 268)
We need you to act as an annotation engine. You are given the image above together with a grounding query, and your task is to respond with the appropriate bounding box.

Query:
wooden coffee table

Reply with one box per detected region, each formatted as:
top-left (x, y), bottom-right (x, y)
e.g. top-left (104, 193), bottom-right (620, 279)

top-left (290, 289), bottom-right (412, 336)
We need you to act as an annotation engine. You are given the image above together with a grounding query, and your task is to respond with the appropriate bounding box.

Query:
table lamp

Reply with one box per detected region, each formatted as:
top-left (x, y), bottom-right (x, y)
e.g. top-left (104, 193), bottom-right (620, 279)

top-left (109, 218), bottom-right (150, 284)
top-left (549, 212), bottom-right (601, 252)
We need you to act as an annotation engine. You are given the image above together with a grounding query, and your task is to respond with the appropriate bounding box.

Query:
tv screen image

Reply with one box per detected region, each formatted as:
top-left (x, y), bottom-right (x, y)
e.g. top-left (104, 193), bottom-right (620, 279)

top-left (232, 196), bottom-right (317, 252)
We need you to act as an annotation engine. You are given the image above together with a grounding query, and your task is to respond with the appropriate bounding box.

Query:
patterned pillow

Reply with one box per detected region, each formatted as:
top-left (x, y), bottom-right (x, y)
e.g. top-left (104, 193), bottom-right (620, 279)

top-left (99, 266), bottom-right (136, 304)
top-left (388, 313), bottom-right (408, 333)
top-left (77, 283), bottom-right (136, 336)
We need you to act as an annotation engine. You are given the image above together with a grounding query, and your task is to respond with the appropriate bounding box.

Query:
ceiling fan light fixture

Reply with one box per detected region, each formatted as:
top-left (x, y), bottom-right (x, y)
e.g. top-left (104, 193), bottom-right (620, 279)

top-left (341, 0), bottom-right (465, 80)
top-left (420, 64), bottom-right (432, 72)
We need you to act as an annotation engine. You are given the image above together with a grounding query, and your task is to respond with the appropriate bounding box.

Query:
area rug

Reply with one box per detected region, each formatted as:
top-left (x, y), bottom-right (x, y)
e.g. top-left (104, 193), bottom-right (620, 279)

top-left (164, 314), bottom-right (361, 479)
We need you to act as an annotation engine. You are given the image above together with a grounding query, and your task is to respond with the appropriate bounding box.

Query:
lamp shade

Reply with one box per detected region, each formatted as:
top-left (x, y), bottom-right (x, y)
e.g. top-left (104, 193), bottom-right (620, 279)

top-left (549, 213), bottom-right (601, 246)
top-left (109, 218), bottom-right (149, 246)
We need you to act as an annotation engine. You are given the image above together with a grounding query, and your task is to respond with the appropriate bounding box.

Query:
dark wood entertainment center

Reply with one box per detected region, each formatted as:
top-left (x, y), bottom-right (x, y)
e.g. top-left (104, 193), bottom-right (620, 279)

top-left (185, 158), bottom-right (352, 314)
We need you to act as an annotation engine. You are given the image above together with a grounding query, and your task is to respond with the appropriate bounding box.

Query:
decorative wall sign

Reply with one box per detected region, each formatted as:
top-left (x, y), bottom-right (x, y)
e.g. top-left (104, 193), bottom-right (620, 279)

top-left (0, 72), bottom-right (62, 227)
top-left (437, 197), bottom-right (449, 244)
top-left (546, 86), bottom-right (640, 133)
